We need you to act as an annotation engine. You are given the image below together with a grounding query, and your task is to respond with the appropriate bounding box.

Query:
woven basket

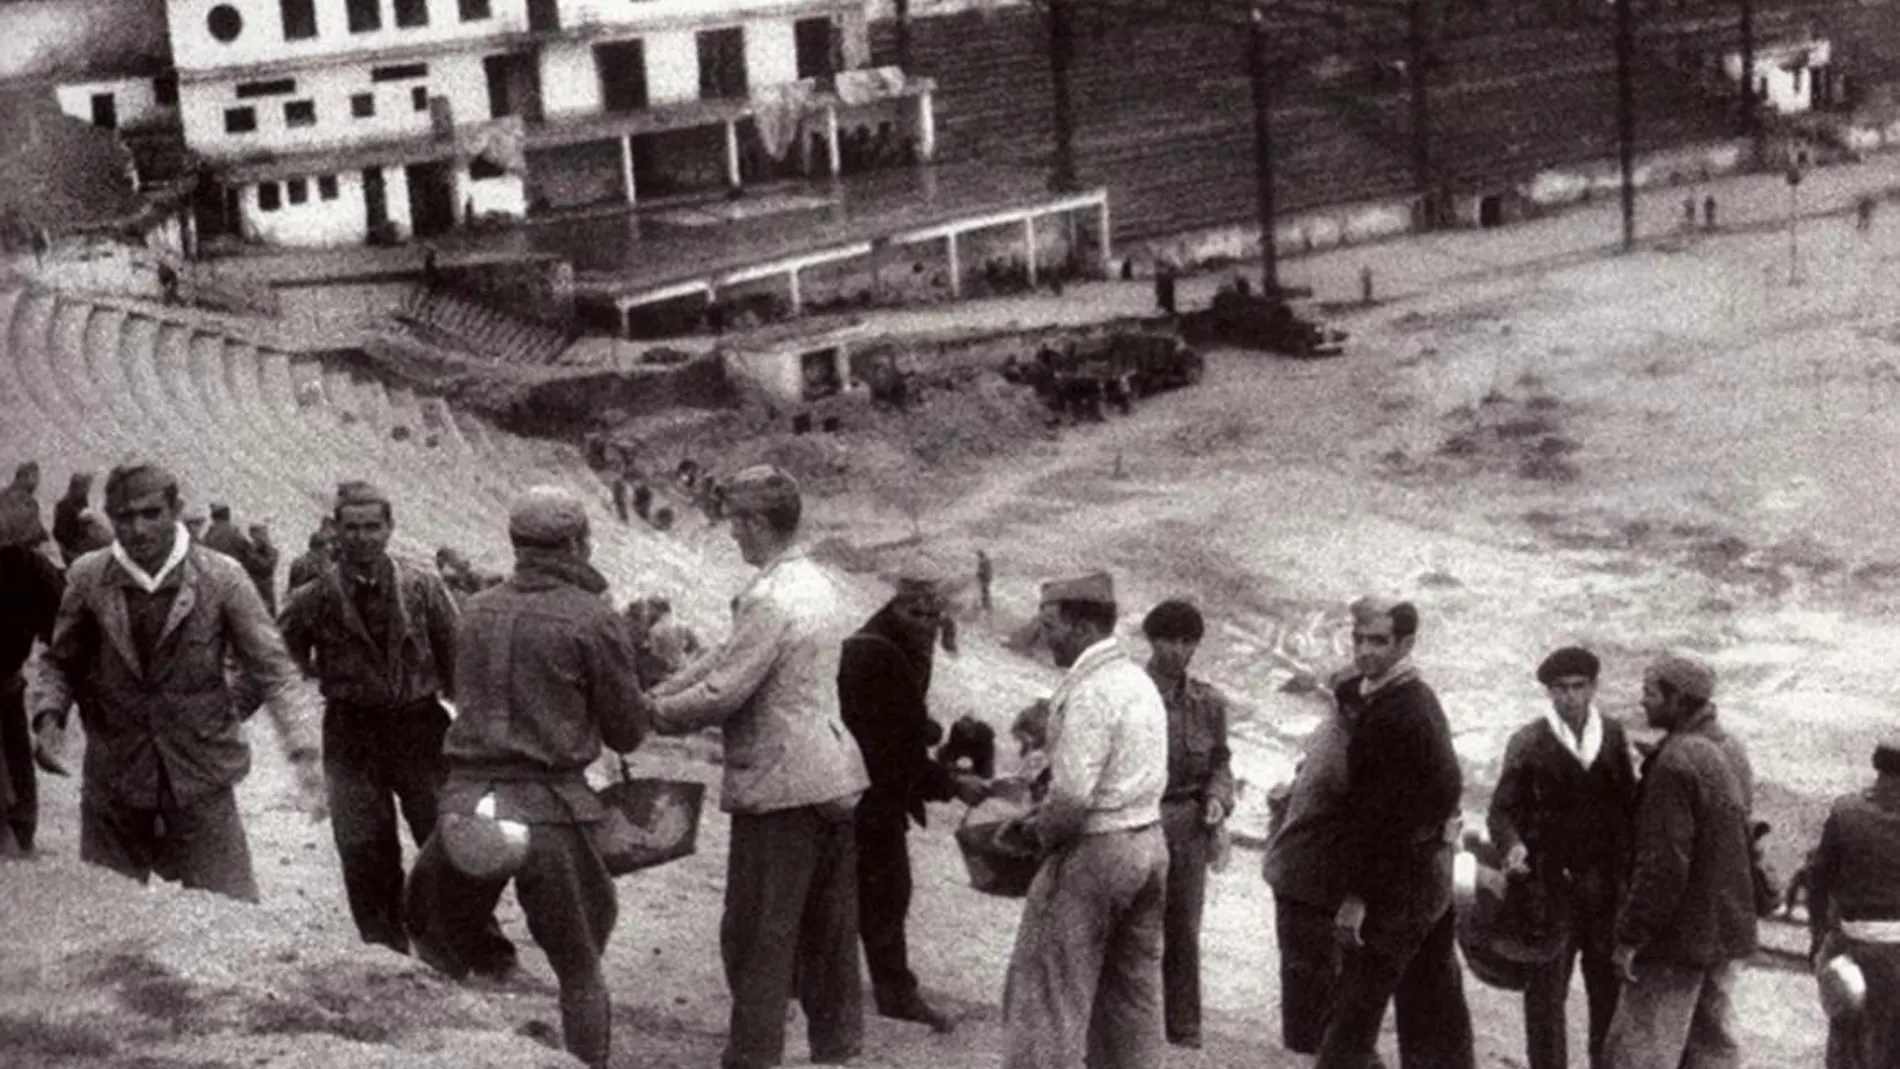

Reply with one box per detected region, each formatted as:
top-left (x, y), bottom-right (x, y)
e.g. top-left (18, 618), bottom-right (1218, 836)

top-left (954, 815), bottom-right (1042, 898)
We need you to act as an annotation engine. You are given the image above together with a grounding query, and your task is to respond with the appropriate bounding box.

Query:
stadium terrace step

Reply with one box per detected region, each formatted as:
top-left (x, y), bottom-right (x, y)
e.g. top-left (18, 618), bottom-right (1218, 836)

top-left (399, 287), bottom-right (572, 367)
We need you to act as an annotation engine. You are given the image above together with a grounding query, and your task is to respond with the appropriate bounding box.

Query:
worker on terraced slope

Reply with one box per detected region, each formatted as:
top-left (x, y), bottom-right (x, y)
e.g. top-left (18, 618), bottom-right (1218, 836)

top-left (1002, 570), bottom-right (1169, 1069)
top-left (648, 465), bottom-right (871, 1069)
top-left (280, 481), bottom-right (462, 955)
top-left (32, 462), bottom-right (325, 901)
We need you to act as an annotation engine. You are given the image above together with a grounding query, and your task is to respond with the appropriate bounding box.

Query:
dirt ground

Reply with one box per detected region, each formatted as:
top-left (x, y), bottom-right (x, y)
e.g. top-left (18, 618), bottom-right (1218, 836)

top-left (18, 183), bottom-right (1900, 1067)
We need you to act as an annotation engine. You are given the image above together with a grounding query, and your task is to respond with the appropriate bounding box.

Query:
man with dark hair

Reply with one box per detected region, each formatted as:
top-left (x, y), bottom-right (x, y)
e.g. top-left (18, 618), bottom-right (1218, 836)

top-left (1315, 596), bottom-right (1473, 1069)
top-left (649, 465), bottom-right (871, 1069)
top-left (1603, 653), bottom-right (1755, 1069)
top-left (1805, 739), bottom-right (1900, 1069)
top-left (0, 535), bottom-right (63, 855)
top-left (52, 471), bottom-right (110, 567)
top-left (1141, 598), bottom-right (1233, 1049)
top-left (406, 486), bottom-right (651, 1069)
top-left (1003, 571), bottom-right (1169, 1069)
top-left (32, 462), bottom-right (324, 901)
top-left (244, 523), bottom-right (279, 616)
top-left (0, 461), bottom-right (47, 551)
top-left (1489, 646), bottom-right (1638, 1069)
top-left (288, 524), bottom-right (336, 593)
top-left (200, 502), bottom-right (254, 566)
top-left (840, 556), bottom-right (989, 1034)
top-left (281, 481), bottom-right (461, 954)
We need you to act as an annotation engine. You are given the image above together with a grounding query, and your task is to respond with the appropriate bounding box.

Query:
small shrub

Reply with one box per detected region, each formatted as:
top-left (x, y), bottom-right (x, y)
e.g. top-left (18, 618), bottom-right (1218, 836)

top-left (0, 1013), bottom-right (119, 1059)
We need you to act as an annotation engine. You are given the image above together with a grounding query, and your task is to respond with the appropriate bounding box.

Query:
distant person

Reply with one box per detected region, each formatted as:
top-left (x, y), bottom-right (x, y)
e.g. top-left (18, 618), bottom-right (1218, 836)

top-left (0, 461), bottom-right (46, 551)
top-left (199, 502), bottom-right (254, 565)
top-left (976, 549), bottom-right (994, 616)
top-left (406, 487), bottom-right (651, 1069)
top-left (648, 466), bottom-right (871, 1069)
top-left (633, 483), bottom-right (654, 522)
top-left (1488, 647), bottom-right (1638, 1069)
top-left (0, 536), bottom-right (63, 856)
top-left (1142, 599), bottom-right (1234, 1049)
top-left (1602, 654), bottom-right (1755, 1069)
top-left (436, 546), bottom-right (501, 605)
top-left (1155, 261), bottom-right (1178, 316)
top-left (281, 482), bottom-right (461, 954)
top-left (1859, 195), bottom-right (1879, 234)
top-left (32, 462), bottom-right (324, 901)
top-left (611, 478), bottom-right (630, 525)
top-left (244, 523), bottom-right (280, 616)
top-left (184, 512), bottom-right (207, 542)
top-left (288, 527), bottom-right (336, 593)
top-left (1804, 739), bottom-right (1900, 1069)
top-left (52, 472), bottom-right (97, 566)
top-left (1703, 194), bottom-right (1718, 231)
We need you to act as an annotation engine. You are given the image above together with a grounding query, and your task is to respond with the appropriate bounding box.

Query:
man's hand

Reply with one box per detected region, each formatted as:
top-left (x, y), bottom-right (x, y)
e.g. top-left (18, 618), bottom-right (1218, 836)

top-left (953, 774), bottom-right (991, 807)
top-left (1503, 841), bottom-right (1531, 877)
top-left (289, 751), bottom-right (328, 822)
top-left (1203, 799), bottom-right (1227, 827)
top-left (1612, 944), bottom-right (1640, 984)
top-left (31, 710), bottom-right (72, 777)
top-left (1334, 895), bottom-right (1367, 950)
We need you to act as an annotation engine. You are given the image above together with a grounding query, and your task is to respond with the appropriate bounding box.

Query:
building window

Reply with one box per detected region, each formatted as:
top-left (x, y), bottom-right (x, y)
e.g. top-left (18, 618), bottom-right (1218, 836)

top-left (285, 99), bottom-right (316, 126)
top-left (412, 86), bottom-right (430, 111)
top-left (258, 182), bottom-right (282, 211)
top-left (288, 177), bottom-right (309, 204)
top-left (371, 62), bottom-right (429, 81)
top-left (208, 4), bottom-right (244, 42)
top-left (90, 93), bottom-right (117, 130)
top-left (351, 92), bottom-right (375, 117)
top-left (224, 106), bottom-right (257, 133)
top-left (794, 18), bottom-right (836, 81)
top-left (318, 174), bottom-right (339, 200)
top-left (154, 72), bottom-right (178, 107)
top-left (281, 0), bottom-right (317, 39)
top-left (470, 155), bottom-right (506, 180)
top-left (236, 78), bottom-right (297, 98)
top-left (697, 27), bottom-right (747, 101)
top-left (346, 0), bottom-right (381, 33)
top-left (458, 0), bottom-right (490, 19)
top-left (395, 0), bottom-right (428, 27)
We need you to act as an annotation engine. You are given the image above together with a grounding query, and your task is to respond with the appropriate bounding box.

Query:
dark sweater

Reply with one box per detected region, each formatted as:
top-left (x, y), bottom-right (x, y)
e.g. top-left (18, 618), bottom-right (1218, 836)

top-left (838, 603), bottom-right (957, 827)
top-left (0, 544), bottom-right (63, 684)
top-left (1336, 672), bottom-right (1464, 920)
top-left (1487, 714), bottom-right (1637, 890)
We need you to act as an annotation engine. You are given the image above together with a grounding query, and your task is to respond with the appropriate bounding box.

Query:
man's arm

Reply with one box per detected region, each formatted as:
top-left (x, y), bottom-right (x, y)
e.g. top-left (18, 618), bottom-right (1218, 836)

top-left (417, 571), bottom-right (460, 701)
top-left (35, 569), bottom-right (96, 725)
top-left (1203, 684), bottom-right (1236, 818)
top-left (1032, 688), bottom-right (1113, 850)
top-left (222, 568), bottom-right (319, 758)
top-left (1806, 810), bottom-right (1839, 960)
top-left (277, 581), bottom-right (319, 677)
top-left (1615, 753), bottom-right (1698, 955)
top-left (587, 611), bottom-right (652, 753)
top-left (649, 595), bottom-right (787, 734)
top-left (1487, 729), bottom-right (1535, 860)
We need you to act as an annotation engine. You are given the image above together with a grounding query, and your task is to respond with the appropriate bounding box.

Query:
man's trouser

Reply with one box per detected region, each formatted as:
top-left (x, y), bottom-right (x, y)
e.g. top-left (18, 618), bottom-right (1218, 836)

top-left (80, 781), bottom-right (259, 902)
top-left (1315, 904), bottom-right (1475, 1069)
top-left (722, 804), bottom-right (864, 1069)
top-left (1160, 798), bottom-right (1211, 1046)
top-left (0, 683), bottom-right (33, 852)
top-left (1002, 822), bottom-right (1169, 1069)
top-left (1275, 895), bottom-right (1343, 1054)
top-left (324, 698), bottom-right (449, 952)
top-left (1602, 959), bottom-right (1740, 1069)
top-left (1524, 883), bottom-right (1620, 1069)
top-left (855, 801), bottom-right (921, 1009)
top-left (1821, 934), bottom-right (1900, 1069)
top-left (406, 823), bottom-right (618, 1069)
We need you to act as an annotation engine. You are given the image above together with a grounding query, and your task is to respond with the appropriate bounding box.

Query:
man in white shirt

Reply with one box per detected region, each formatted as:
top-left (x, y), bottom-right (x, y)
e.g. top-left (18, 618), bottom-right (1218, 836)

top-left (1001, 571), bottom-right (1169, 1069)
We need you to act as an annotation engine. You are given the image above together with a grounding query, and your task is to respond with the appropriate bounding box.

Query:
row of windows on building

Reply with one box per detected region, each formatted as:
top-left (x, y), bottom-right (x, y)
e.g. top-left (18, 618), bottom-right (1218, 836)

top-left (256, 173), bottom-right (341, 210)
top-left (221, 65), bottom-right (432, 133)
top-left (209, 0), bottom-right (494, 45)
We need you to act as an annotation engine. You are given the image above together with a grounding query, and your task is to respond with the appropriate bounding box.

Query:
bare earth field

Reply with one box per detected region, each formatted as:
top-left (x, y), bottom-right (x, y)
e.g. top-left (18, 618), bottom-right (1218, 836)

top-left (18, 186), bottom-right (1900, 1067)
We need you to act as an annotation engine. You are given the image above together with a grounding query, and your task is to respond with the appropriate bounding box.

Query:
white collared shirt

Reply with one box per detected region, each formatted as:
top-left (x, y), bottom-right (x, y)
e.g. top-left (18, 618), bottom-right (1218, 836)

top-left (1543, 704), bottom-right (1604, 769)
top-left (1045, 636), bottom-right (1167, 834)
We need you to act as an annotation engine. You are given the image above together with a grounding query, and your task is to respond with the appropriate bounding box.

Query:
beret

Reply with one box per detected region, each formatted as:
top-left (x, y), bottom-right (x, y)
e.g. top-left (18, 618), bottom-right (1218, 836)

top-left (722, 465), bottom-right (800, 515)
top-left (509, 486), bottom-right (589, 546)
top-left (1645, 651), bottom-right (1716, 701)
top-left (1040, 570), bottom-right (1114, 607)
top-left (1537, 646), bottom-right (1601, 685)
top-left (334, 480), bottom-right (390, 512)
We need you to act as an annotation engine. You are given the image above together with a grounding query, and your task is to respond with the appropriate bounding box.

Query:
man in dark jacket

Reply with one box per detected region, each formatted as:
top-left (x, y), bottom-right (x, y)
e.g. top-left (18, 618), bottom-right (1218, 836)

top-left (287, 522), bottom-right (337, 594)
top-left (1806, 739), bottom-right (1900, 1069)
top-left (0, 540), bottom-right (64, 855)
top-left (839, 561), bottom-right (987, 1033)
top-left (1603, 653), bottom-right (1755, 1069)
top-left (52, 471), bottom-right (102, 567)
top-left (0, 461), bottom-right (47, 551)
top-left (281, 482), bottom-right (461, 954)
top-left (405, 486), bottom-right (651, 1069)
top-left (244, 523), bottom-right (280, 616)
top-left (199, 503), bottom-right (253, 565)
top-left (1315, 596), bottom-right (1474, 1069)
top-left (1488, 646), bottom-right (1638, 1069)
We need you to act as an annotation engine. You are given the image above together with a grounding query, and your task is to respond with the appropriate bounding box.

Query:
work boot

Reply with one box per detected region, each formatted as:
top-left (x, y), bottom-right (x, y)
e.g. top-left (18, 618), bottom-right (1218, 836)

top-left (876, 991), bottom-right (955, 1034)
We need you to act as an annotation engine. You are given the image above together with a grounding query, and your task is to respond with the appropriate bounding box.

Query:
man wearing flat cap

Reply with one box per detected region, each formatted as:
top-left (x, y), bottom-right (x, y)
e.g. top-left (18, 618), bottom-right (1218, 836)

top-left (647, 465), bottom-right (871, 1069)
top-left (1805, 739), bottom-right (1900, 1069)
top-left (1002, 570), bottom-right (1170, 1069)
top-left (1315, 596), bottom-right (1473, 1069)
top-left (32, 462), bottom-right (324, 901)
top-left (199, 502), bottom-right (255, 570)
top-left (406, 485), bottom-right (650, 1069)
top-left (1488, 646), bottom-right (1638, 1069)
top-left (281, 480), bottom-right (462, 954)
top-left (839, 553), bottom-right (989, 1034)
top-left (1603, 652), bottom-right (1755, 1069)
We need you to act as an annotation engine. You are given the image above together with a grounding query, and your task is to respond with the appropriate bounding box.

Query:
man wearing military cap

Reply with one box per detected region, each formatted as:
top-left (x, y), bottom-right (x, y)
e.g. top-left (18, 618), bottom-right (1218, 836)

top-left (32, 462), bottom-right (324, 900)
top-left (406, 485), bottom-right (650, 1069)
top-left (648, 465), bottom-right (871, 1069)
top-left (1002, 570), bottom-right (1170, 1069)
top-left (281, 480), bottom-right (462, 953)
top-left (1488, 645), bottom-right (1638, 1069)
top-left (839, 551), bottom-right (989, 1034)
top-left (199, 502), bottom-right (254, 568)
top-left (1806, 739), bottom-right (1900, 1069)
top-left (1604, 652), bottom-right (1756, 1069)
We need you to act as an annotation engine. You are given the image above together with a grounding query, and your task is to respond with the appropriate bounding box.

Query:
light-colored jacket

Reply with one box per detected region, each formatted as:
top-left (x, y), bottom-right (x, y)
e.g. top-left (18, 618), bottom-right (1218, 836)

top-left (651, 545), bottom-right (869, 813)
top-left (38, 544), bottom-right (317, 807)
top-left (1046, 636), bottom-right (1167, 835)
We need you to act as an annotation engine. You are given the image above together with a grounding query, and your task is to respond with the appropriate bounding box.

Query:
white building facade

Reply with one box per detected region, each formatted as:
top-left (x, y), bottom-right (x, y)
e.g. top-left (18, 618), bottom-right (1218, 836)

top-left (164, 0), bottom-right (937, 248)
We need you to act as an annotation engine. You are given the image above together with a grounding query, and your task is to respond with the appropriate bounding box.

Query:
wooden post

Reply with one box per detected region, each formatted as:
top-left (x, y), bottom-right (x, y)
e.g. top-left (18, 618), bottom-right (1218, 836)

top-left (917, 89), bottom-right (936, 161)
top-left (826, 105), bottom-right (842, 176)
top-left (1024, 216), bottom-right (1040, 286)
top-left (620, 135), bottom-right (637, 206)
top-left (1098, 198), bottom-right (1112, 276)
top-left (1248, 6), bottom-right (1280, 295)
top-left (724, 120), bottom-right (742, 189)
top-left (946, 231), bottom-right (961, 297)
top-left (789, 268), bottom-right (803, 316)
